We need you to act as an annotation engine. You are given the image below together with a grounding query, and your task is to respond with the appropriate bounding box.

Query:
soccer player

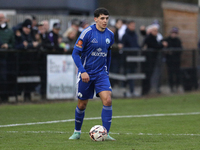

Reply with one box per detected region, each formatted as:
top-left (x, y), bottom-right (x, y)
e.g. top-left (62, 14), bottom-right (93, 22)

top-left (69, 7), bottom-right (115, 141)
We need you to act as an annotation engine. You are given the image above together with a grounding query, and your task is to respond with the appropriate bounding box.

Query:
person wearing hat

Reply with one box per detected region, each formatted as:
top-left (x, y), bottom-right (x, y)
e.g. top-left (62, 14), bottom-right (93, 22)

top-left (14, 19), bottom-right (39, 49)
top-left (141, 24), bottom-right (168, 96)
top-left (164, 27), bottom-right (182, 93)
top-left (14, 19), bottom-right (40, 100)
top-left (48, 22), bottom-right (65, 51)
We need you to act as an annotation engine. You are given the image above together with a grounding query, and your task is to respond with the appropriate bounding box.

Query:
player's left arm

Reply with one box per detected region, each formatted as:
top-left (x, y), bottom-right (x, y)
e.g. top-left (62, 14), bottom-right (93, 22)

top-left (107, 33), bottom-right (114, 74)
top-left (107, 47), bottom-right (111, 74)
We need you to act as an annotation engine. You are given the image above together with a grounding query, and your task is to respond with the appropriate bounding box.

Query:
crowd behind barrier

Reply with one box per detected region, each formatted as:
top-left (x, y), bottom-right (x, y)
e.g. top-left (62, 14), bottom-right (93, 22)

top-left (0, 13), bottom-right (200, 102)
top-left (0, 48), bottom-right (199, 102)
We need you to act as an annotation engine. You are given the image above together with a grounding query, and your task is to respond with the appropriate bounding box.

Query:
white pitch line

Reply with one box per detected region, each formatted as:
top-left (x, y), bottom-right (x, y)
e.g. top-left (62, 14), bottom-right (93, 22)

top-left (0, 112), bottom-right (200, 128)
top-left (2, 131), bottom-right (200, 136)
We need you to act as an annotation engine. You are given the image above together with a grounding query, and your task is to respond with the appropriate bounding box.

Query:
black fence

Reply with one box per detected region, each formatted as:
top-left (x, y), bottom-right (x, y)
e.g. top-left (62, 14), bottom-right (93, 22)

top-left (0, 48), bottom-right (199, 102)
top-left (110, 48), bottom-right (199, 97)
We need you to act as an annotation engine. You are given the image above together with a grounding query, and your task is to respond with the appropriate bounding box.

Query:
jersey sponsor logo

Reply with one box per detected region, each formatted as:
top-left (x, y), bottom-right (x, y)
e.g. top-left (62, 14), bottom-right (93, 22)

top-left (91, 52), bottom-right (107, 57)
top-left (76, 40), bottom-right (83, 48)
top-left (91, 48), bottom-right (107, 57)
top-left (97, 48), bottom-right (102, 52)
top-left (91, 38), bottom-right (98, 43)
top-left (106, 38), bottom-right (110, 44)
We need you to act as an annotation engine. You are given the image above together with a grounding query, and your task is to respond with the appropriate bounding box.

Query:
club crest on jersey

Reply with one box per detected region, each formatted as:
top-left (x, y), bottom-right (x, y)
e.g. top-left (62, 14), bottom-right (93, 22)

top-left (76, 40), bottom-right (83, 48)
top-left (106, 38), bottom-right (110, 44)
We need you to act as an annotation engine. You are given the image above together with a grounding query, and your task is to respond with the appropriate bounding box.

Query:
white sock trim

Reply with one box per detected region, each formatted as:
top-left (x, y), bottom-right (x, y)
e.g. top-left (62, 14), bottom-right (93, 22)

top-left (74, 129), bottom-right (81, 133)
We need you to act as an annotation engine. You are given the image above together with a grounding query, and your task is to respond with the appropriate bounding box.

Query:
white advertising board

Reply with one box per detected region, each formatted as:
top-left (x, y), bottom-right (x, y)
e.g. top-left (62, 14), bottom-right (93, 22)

top-left (47, 55), bottom-right (76, 99)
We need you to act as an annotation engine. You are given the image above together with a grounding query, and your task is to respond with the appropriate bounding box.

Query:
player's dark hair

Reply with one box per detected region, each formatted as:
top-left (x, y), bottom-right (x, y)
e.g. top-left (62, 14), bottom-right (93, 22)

top-left (94, 7), bottom-right (109, 18)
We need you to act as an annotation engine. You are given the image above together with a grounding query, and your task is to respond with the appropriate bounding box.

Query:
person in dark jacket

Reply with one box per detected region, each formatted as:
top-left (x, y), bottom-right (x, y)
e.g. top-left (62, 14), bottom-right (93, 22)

top-left (0, 13), bottom-right (15, 49)
top-left (121, 20), bottom-right (140, 48)
top-left (37, 21), bottom-right (52, 50)
top-left (164, 27), bottom-right (182, 92)
top-left (121, 20), bottom-right (140, 97)
top-left (141, 24), bottom-right (167, 95)
top-left (14, 19), bottom-right (39, 49)
top-left (48, 22), bottom-right (65, 52)
top-left (0, 13), bottom-right (15, 101)
top-left (14, 19), bottom-right (40, 98)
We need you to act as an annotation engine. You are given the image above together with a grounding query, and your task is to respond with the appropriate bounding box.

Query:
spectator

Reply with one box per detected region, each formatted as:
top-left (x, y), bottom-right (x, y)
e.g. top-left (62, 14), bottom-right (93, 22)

top-left (14, 19), bottom-right (39, 49)
top-left (139, 20), bottom-right (163, 42)
top-left (0, 14), bottom-right (15, 49)
top-left (14, 19), bottom-right (40, 98)
top-left (36, 21), bottom-right (52, 97)
top-left (152, 19), bottom-right (163, 42)
top-left (0, 13), bottom-right (15, 101)
top-left (140, 22), bottom-right (164, 94)
top-left (31, 15), bottom-right (38, 41)
top-left (109, 19), bottom-right (127, 90)
top-left (140, 25), bottom-right (147, 37)
top-left (70, 19), bottom-right (81, 39)
top-left (37, 21), bottom-right (52, 50)
top-left (141, 24), bottom-right (167, 95)
top-left (150, 20), bottom-right (164, 94)
top-left (41, 20), bottom-right (49, 32)
top-left (48, 22), bottom-right (65, 51)
top-left (12, 16), bottom-right (31, 33)
top-left (121, 20), bottom-right (139, 48)
top-left (34, 23), bottom-right (42, 46)
top-left (121, 20), bottom-right (140, 97)
top-left (115, 19), bottom-right (127, 43)
top-left (62, 27), bottom-right (78, 53)
top-left (114, 19), bottom-right (127, 49)
top-left (164, 27), bottom-right (182, 93)
top-left (79, 20), bottom-right (90, 32)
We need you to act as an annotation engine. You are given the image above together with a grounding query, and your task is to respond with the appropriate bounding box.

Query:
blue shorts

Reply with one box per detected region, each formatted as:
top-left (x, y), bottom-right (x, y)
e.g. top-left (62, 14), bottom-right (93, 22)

top-left (77, 72), bottom-right (112, 100)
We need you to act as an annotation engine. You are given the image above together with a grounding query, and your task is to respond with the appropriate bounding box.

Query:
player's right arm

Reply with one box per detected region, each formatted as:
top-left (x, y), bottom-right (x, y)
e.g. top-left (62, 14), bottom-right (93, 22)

top-left (72, 26), bottom-right (92, 83)
top-left (72, 49), bottom-right (90, 83)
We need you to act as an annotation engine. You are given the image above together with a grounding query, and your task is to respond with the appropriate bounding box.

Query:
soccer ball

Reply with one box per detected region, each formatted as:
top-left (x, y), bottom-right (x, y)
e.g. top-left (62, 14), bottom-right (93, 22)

top-left (89, 125), bottom-right (107, 141)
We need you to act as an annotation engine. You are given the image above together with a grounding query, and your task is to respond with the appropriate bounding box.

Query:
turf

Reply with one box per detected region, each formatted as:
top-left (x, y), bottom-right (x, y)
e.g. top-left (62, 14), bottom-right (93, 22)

top-left (0, 92), bottom-right (200, 150)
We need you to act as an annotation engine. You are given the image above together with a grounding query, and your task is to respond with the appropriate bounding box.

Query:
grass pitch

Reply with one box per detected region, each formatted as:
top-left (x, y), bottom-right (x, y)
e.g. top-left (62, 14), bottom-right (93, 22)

top-left (0, 92), bottom-right (200, 150)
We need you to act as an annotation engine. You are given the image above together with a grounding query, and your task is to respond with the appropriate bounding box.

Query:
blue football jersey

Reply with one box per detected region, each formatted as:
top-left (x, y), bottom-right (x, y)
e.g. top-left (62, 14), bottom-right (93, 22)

top-left (73, 24), bottom-right (114, 76)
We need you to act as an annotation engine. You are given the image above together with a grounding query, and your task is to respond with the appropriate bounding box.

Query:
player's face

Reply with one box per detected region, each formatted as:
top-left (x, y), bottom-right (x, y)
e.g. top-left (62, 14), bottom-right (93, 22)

top-left (94, 14), bottom-right (109, 31)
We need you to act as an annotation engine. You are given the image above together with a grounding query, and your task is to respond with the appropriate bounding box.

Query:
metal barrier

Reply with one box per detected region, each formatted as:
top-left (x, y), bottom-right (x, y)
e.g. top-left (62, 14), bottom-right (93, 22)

top-left (109, 48), bottom-right (199, 97)
top-left (0, 49), bottom-right (68, 102)
top-left (0, 48), bottom-right (199, 102)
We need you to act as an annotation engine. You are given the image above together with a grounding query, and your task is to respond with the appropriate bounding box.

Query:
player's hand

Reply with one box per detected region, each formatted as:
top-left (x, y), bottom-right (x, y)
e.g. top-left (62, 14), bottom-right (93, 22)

top-left (81, 72), bottom-right (90, 83)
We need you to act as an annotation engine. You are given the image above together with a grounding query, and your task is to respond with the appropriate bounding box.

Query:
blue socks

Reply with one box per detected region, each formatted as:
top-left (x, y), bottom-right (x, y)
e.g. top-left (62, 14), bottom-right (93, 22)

top-left (101, 105), bottom-right (112, 133)
top-left (75, 106), bottom-right (85, 131)
top-left (74, 105), bottom-right (112, 133)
